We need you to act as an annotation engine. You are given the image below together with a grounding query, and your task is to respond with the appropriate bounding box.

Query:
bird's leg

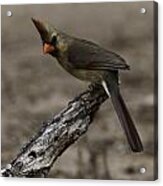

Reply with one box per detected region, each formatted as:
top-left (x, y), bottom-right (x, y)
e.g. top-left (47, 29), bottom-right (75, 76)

top-left (68, 83), bottom-right (102, 106)
top-left (68, 89), bottom-right (89, 105)
top-left (88, 83), bottom-right (102, 91)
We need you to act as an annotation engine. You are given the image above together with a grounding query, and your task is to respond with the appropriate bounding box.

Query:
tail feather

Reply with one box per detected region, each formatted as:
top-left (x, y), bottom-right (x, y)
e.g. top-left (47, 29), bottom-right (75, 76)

top-left (102, 81), bottom-right (143, 152)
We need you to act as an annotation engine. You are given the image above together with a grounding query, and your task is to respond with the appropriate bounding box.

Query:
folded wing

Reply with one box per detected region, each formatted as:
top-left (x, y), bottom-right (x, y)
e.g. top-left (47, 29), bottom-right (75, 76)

top-left (68, 39), bottom-right (130, 71)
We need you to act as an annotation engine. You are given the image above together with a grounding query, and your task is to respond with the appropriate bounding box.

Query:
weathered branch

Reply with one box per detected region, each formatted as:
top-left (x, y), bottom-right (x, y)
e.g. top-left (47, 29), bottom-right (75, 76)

top-left (1, 84), bottom-right (108, 177)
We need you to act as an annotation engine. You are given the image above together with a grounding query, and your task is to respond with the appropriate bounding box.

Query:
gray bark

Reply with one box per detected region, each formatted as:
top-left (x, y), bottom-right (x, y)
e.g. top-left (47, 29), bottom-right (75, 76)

top-left (1, 84), bottom-right (108, 177)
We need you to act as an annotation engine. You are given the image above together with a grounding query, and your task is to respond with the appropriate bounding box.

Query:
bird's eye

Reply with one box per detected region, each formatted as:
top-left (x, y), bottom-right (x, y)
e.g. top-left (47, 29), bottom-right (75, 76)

top-left (51, 36), bottom-right (57, 45)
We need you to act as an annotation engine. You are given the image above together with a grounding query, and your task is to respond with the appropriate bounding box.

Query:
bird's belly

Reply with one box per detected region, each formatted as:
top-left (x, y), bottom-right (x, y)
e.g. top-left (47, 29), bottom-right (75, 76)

top-left (69, 69), bottom-right (102, 83)
top-left (58, 57), bottom-right (103, 83)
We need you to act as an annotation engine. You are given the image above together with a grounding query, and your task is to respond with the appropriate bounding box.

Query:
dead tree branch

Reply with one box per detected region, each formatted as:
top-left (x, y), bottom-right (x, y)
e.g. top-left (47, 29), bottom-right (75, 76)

top-left (1, 84), bottom-right (108, 177)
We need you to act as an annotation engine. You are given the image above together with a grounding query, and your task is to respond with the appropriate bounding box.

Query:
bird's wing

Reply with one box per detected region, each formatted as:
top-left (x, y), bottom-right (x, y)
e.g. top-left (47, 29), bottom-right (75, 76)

top-left (67, 39), bottom-right (130, 71)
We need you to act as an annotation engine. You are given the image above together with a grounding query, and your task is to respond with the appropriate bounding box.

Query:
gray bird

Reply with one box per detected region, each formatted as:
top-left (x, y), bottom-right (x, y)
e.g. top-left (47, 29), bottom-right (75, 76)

top-left (32, 18), bottom-right (143, 152)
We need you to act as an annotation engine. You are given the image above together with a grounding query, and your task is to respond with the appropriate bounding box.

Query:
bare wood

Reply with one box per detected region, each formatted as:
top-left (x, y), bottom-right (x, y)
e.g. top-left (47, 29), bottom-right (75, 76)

top-left (1, 84), bottom-right (108, 177)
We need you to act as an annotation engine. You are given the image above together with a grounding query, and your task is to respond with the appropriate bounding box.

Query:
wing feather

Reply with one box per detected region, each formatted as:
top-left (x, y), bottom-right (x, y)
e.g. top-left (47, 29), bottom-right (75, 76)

top-left (68, 39), bottom-right (130, 71)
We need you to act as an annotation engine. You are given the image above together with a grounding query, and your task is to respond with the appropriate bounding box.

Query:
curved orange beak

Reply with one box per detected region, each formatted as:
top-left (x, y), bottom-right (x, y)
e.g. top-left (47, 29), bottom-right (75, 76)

top-left (43, 43), bottom-right (55, 54)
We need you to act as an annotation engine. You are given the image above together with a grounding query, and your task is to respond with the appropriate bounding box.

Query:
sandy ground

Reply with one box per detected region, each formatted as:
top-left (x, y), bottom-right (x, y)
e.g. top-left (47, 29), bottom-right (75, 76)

top-left (1, 1), bottom-right (157, 180)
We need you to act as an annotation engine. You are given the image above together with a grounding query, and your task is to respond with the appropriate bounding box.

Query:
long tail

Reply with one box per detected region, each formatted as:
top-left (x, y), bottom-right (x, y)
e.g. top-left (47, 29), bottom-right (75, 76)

top-left (102, 80), bottom-right (143, 152)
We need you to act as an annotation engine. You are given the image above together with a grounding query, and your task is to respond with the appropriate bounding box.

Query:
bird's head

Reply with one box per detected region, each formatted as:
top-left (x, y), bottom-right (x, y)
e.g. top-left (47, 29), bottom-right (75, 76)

top-left (31, 18), bottom-right (67, 56)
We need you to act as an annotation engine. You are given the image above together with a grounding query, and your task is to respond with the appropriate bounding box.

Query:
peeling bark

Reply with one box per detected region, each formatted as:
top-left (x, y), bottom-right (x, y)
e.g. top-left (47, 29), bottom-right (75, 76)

top-left (1, 84), bottom-right (108, 177)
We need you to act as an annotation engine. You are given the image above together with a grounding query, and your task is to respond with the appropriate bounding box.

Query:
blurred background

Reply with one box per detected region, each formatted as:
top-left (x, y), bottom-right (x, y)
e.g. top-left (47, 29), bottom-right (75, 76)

top-left (1, 1), bottom-right (157, 180)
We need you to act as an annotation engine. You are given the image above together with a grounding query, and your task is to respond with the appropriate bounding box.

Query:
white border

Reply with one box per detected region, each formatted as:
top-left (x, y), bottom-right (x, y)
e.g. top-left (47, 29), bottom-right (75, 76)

top-left (0, 0), bottom-right (162, 186)
top-left (0, 0), bottom-right (158, 5)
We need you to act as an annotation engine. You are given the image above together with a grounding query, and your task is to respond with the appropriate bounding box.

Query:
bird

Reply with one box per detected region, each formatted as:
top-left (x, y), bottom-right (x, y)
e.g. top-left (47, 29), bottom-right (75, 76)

top-left (31, 18), bottom-right (143, 152)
